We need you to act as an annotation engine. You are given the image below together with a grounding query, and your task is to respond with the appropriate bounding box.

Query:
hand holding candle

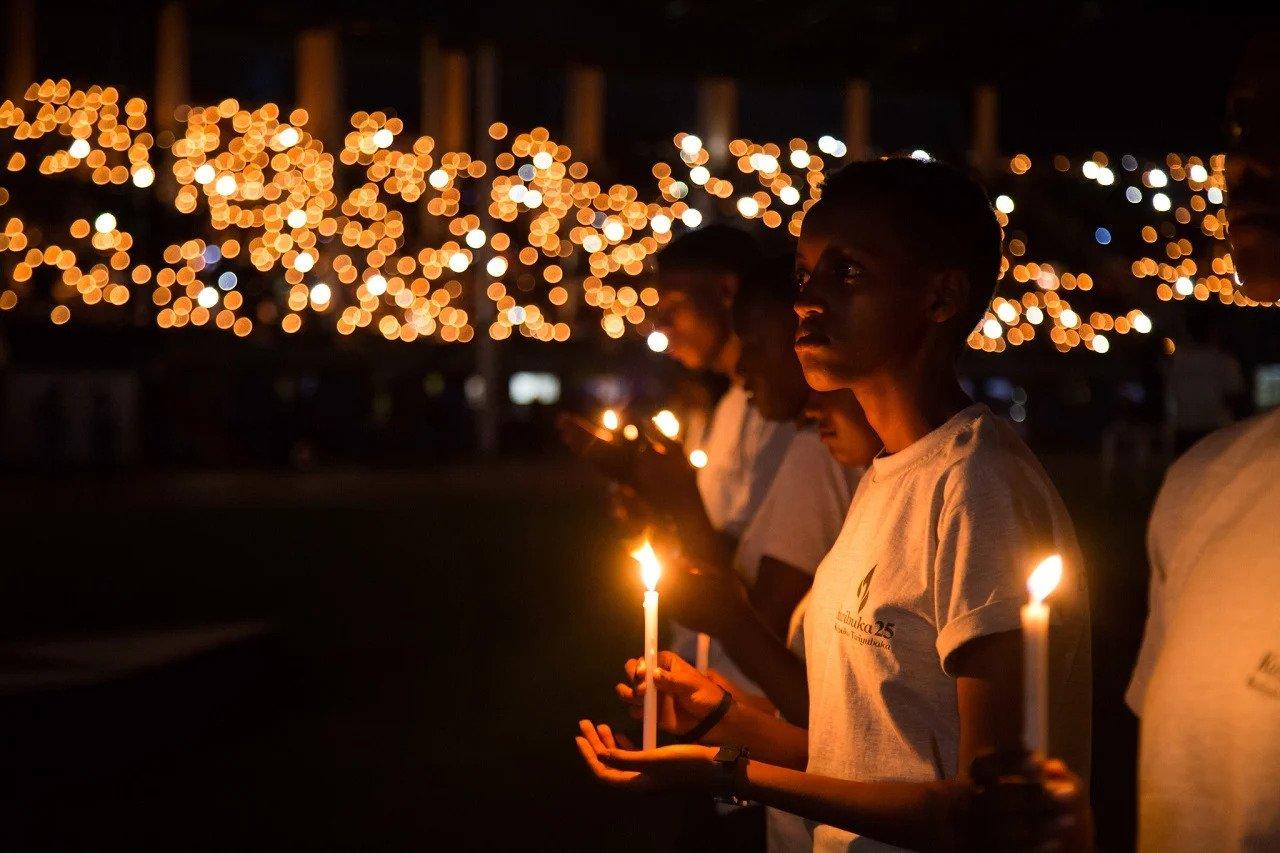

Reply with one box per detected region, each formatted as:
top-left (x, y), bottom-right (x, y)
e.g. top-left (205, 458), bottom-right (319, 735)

top-left (631, 538), bottom-right (663, 750)
top-left (1022, 554), bottom-right (1063, 757)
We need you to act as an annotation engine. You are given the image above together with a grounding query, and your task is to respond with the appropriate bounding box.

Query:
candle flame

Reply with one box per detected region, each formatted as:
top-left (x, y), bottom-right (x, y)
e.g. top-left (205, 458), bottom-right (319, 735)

top-left (601, 409), bottom-right (620, 431)
top-left (652, 409), bottom-right (680, 440)
top-left (1027, 554), bottom-right (1063, 603)
top-left (631, 539), bottom-right (662, 590)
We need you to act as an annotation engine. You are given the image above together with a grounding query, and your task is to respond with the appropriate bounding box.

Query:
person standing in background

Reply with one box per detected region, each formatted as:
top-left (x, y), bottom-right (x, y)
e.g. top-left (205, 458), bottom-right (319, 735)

top-left (1126, 34), bottom-right (1280, 852)
top-left (651, 226), bottom-right (796, 539)
top-left (1165, 309), bottom-right (1245, 453)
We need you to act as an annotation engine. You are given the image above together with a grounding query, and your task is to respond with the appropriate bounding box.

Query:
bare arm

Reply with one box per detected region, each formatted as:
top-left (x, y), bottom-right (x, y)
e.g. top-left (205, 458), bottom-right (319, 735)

top-left (719, 589), bottom-right (810, 725)
top-left (748, 556), bottom-right (812, 639)
top-left (591, 631), bottom-right (1024, 852)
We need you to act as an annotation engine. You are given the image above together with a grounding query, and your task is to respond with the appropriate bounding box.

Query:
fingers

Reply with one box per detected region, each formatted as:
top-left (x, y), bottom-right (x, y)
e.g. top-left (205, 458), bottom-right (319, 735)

top-left (596, 723), bottom-right (617, 751)
top-left (615, 733), bottom-right (636, 750)
top-left (579, 719), bottom-right (607, 754)
top-left (657, 650), bottom-right (697, 673)
top-left (615, 681), bottom-right (641, 705)
top-left (640, 421), bottom-right (681, 456)
top-left (575, 735), bottom-right (639, 787)
top-left (652, 667), bottom-right (699, 696)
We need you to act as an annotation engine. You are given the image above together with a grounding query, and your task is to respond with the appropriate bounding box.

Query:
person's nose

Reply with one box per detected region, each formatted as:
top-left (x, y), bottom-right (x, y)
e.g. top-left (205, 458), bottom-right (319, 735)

top-left (794, 287), bottom-right (823, 319)
top-left (1227, 150), bottom-right (1275, 192)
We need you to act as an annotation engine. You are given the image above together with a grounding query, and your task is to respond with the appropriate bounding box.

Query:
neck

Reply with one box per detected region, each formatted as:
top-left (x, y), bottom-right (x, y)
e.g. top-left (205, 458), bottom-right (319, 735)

top-left (714, 334), bottom-right (742, 378)
top-left (852, 351), bottom-right (971, 454)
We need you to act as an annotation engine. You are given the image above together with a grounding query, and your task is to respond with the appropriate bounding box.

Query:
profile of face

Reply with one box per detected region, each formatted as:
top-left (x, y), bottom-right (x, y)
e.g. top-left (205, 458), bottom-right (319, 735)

top-left (1226, 37), bottom-right (1280, 303)
top-left (792, 199), bottom-right (937, 391)
top-left (653, 270), bottom-right (735, 372)
top-left (734, 301), bottom-right (808, 422)
top-left (803, 389), bottom-right (881, 467)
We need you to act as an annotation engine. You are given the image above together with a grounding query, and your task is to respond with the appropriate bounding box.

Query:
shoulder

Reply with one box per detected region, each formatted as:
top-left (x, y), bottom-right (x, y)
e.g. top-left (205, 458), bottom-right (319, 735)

top-left (781, 427), bottom-right (835, 469)
top-left (768, 428), bottom-right (849, 499)
top-left (1165, 408), bottom-right (1279, 488)
top-left (1153, 408), bottom-right (1280, 530)
top-left (937, 408), bottom-right (1057, 503)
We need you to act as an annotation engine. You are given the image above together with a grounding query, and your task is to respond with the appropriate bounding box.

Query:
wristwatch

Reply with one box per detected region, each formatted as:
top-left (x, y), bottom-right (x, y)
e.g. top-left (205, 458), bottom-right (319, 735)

top-left (711, 745), bottom-right (750, 805)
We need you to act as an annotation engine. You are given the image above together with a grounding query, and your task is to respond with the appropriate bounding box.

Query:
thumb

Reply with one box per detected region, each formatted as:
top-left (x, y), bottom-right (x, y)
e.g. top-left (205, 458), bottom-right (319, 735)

top-left (640, 421), bottom-right (683, 457)
top-left (652, 667), bottom-right (699, 696)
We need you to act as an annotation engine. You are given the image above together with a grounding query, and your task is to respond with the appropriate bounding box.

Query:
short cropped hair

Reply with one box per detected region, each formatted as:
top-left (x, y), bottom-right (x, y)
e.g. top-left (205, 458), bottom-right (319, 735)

top-left (731, 254), bottom-right (797, 330)
top-left (818, 158), bottom-right (1002, 342)
top-left (656, 224), bottom-right (763, 285)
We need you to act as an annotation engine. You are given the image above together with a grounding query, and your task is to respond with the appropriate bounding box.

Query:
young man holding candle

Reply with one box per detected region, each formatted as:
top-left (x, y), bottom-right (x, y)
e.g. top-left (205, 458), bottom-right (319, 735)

top-left (575, 157), bottom-right (1092, 852)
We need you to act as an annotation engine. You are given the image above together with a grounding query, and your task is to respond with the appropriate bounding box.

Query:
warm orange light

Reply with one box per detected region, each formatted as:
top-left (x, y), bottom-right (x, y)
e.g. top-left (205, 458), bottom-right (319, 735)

top-left (631, 539), bottom-right (661, 591)
top-left (1027, 555), bottom-right (1063, 604)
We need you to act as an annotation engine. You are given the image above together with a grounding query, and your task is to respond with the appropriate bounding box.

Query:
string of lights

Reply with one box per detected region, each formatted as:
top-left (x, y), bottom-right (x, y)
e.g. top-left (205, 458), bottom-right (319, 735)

top-left (1, 80), bottom-right (1272, 355)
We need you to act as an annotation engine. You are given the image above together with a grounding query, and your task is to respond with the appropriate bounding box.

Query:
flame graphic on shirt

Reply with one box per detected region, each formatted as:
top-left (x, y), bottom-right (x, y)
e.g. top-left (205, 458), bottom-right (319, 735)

top-left (857, 564), bottom-right (877, 613)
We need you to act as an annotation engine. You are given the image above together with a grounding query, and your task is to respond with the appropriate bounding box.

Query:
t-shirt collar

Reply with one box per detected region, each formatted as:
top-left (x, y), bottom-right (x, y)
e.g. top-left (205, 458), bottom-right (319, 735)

top-left (869, 403), bottom-right (990, 481)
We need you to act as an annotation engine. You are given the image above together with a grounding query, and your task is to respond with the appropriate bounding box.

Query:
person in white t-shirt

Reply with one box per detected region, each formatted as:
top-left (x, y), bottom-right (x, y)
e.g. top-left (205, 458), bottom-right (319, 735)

top-left (574, 157), bottom-right (1092, 852)
top-left (1005, 36), bottom-right (1280, 853)
top-left (1122, 40), bottom-right (1280, 853)
top-left (660, 260), bottom-right (876, 697)
top-left (652, 225), bottom-right (796, 538)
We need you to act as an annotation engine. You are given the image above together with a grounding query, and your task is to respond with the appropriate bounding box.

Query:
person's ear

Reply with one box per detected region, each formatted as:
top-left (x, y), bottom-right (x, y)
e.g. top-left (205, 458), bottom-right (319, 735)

top-left (716, 272), bottom-right (740, 309)
top-left (924, 270), bottom-right (969, 325)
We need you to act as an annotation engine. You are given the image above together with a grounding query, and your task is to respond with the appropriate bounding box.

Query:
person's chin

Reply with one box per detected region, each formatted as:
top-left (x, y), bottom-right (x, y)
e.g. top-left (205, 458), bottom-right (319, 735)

top-left (1231, 223), bottom-right (1280, 302)
top-left (797, 357), bottom-right (846, 393)
top-left (668, 347), bottom-right (703, 371)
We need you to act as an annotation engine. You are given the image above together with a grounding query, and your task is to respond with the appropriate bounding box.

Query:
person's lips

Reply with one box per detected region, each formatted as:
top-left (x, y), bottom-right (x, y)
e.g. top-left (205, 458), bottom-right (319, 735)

top-left (795, 323), bottom-right (829, 349)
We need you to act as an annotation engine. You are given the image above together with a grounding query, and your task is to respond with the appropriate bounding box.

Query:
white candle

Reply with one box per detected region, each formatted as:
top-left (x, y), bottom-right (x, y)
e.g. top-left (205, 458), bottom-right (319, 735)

top-left (1021, 554), bottom-right (1063, 756)
top-left (695, 632), bottom-right (711, 674)
top-left (631, 540), bottom-right (662, 750)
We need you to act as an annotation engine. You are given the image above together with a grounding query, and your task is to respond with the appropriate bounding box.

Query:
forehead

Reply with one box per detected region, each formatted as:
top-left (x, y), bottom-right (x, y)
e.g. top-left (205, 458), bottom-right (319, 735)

top-left (798, 197), bottom-right (903, 261)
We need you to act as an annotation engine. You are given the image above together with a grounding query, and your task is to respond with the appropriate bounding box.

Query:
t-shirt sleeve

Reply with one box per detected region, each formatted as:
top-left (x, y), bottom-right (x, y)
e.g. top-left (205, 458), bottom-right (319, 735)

top-left (754, 435), bottom-right (852, 576)
top-left (933, 456), bottom-right (1060, 675)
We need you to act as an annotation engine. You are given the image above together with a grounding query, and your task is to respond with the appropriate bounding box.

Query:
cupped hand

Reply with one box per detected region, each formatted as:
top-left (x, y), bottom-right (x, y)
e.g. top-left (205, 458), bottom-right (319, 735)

top-left (574, 719), bottom-right (717, 791)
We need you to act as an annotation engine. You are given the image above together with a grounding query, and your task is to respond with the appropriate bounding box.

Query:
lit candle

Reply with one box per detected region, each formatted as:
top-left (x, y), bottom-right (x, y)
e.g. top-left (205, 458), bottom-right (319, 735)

top-left (601, 408), bottom-right (620, 432)
top-left (652, 409), bottom-right (680, 440)
top-left (631, 539), bottom-right (662, 750)
top-left (1022, 554), bottom-right (1063, 756)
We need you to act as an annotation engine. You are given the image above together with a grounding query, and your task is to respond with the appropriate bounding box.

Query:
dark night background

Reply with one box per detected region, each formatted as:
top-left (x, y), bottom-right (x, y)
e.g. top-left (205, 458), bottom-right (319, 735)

top-left (1, 2), bottom-right (1277, 851)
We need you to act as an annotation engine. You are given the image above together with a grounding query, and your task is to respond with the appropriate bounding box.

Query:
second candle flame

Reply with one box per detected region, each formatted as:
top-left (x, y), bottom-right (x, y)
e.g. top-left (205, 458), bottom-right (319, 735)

top-left (631, 539), bottom-right (662, 591)
top-left (1027, 554), bottom-right (1063, 604)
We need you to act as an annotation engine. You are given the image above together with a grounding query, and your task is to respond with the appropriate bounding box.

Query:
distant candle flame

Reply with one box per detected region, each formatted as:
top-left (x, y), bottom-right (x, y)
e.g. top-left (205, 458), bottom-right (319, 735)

top-left (1027, 554), bottom-right (1063, 603)
top-left (601, 409), bottom-right (619, 431)
top-left (652, 409), bottom-right (680, 439)
top-left (689, 448), bottom-right (708, 469)
top-left (631, 539), bottom-right (662, 590)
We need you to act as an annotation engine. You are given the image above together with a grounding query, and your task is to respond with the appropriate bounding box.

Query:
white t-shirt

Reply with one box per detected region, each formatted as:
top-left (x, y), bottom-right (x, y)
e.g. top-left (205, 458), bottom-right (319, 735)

top-left (676, 428), bottom-right (852, 692)
top-left (803, 404), bottom-right (1092, 853)
top-left (1167, 343), bottom-right (1245, 431)
top-left (1126, 407), bottom-right (1280, 852)
top-left (695, 384), bottom-right (796, 537)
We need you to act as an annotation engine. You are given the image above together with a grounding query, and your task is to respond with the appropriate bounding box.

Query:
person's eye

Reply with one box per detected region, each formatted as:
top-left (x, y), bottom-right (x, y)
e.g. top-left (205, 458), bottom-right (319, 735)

top-left (839, 262), bottom-right (864, 284)
top-left (793, 269), bottom-right (811, 291)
